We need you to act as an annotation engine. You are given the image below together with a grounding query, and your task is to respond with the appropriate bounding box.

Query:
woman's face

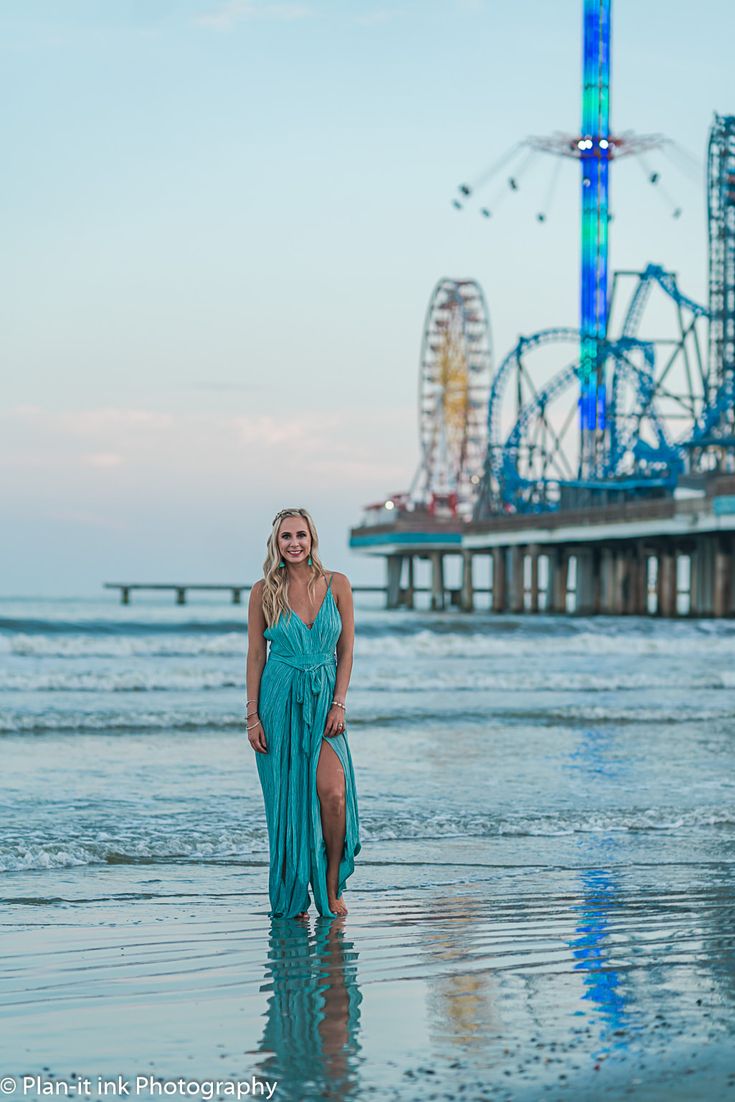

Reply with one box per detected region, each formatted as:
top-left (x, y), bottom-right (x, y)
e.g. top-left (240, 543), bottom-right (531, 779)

top-left (277, 516), bottom-right (311, 564)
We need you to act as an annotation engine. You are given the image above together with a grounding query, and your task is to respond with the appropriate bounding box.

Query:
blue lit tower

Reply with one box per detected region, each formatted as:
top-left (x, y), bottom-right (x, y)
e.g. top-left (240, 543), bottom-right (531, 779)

top-left (459, 0), bottom-right (698, 519)
top-left (579, 0), bottom-right (611, 475)
top-left (518, 1), bottom-right (665, 479)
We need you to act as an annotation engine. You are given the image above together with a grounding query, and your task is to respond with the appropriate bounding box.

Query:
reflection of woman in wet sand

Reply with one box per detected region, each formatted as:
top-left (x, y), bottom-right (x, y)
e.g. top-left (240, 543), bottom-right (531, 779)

top-left (256, 917), bottom-right (363, 1102)
top-left (246, 507), bottom-right (361, 919)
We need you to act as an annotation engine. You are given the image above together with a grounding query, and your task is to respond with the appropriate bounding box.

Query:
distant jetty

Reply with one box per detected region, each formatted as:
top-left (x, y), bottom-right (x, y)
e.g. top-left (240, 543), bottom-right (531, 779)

top-left (103, 583), bottom-right (404, 606)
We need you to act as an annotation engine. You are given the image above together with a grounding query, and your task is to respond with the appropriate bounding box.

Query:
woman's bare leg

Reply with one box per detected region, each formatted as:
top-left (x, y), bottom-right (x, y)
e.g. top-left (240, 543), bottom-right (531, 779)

top-left (317, 739), bottom-right (348, 915)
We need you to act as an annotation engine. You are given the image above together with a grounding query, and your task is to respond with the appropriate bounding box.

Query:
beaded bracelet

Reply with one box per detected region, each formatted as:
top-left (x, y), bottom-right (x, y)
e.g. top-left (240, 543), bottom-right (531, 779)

top-left (331, 700), bottom-right (346, 709)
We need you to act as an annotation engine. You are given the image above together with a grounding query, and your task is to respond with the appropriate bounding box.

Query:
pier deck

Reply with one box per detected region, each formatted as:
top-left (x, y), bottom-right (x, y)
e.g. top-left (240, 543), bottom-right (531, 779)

top-left (349, 476), bottom-right (735, 616)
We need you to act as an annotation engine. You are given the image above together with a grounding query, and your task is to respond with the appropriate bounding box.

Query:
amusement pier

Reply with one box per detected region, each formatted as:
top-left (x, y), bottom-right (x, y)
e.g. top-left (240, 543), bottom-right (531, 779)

top-left (350, 0), bottom-right (735, 617)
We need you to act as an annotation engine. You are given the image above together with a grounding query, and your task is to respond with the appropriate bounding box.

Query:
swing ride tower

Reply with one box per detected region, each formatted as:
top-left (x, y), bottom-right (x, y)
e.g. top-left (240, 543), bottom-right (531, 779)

top-left (525, 0), bottom-right (668, 479)
top-left (578, 0), bottom-right (611, 476)
top-left (468, 0), bottom-right (703, 516)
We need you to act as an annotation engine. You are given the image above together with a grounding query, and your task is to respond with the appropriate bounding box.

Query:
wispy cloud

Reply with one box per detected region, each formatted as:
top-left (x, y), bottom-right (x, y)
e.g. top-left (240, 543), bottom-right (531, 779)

top-left (81, 452), bottom-right (125, 469)
top-left (194, 0), bottom-right (313, 30)
top-left (44, 506), bottom-right (131, 534)
top-left (232, 411), bottom-right (342, 450)
top-left (189, 380), bottom-right (265, 392)
top-left (12, 406), bottom-right (174, 435)
top-left (353, 8), bottom-right (403, 27)
top-left (1, 404), bottom-right (415, 494)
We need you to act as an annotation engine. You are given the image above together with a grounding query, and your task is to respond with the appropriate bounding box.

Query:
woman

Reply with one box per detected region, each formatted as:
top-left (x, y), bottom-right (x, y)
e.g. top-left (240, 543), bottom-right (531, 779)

top-left (246, 507), bottom-right (361, 920)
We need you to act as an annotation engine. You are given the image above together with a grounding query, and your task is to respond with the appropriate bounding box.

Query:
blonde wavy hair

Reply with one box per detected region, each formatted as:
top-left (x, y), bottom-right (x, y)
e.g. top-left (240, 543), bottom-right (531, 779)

top-left (261, 507), bottom-right (328, 628)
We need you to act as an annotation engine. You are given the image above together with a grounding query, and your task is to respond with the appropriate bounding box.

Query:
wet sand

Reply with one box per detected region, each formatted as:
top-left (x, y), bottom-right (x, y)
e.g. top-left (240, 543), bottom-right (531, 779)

top-left (2, 849), bottom-right (734, 1102)
top-left (3, 603), bottom-right (735, 1100)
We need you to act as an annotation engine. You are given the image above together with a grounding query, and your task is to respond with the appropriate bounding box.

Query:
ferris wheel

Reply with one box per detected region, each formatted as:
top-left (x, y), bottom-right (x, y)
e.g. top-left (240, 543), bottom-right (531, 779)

top-left (410, 278), bottom-right (493, 518)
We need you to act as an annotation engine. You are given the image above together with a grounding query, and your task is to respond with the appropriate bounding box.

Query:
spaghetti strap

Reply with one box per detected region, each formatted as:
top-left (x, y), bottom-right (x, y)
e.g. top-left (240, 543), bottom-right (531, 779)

top-left (326, 573), bottom-right (334, 591)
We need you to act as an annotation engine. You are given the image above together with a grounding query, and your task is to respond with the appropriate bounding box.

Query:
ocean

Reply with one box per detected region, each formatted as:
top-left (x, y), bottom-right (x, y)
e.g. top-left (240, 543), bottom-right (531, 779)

top-left (1, 594), bottom-right (734, 1100)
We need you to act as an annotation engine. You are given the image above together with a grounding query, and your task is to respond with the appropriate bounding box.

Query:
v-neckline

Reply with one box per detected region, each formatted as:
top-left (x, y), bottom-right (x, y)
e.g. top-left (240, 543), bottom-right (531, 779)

top-left (290, 580), bottom-right (331, 631)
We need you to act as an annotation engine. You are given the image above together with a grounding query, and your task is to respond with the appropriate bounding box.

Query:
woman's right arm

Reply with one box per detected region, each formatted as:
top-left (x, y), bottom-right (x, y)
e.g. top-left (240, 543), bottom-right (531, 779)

top-left (246, 581), bottom-right (268, 754)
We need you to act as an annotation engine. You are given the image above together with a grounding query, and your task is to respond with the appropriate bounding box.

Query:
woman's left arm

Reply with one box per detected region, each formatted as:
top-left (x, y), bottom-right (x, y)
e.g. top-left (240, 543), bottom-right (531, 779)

top-left (324, 573), bottom-right (355, 737)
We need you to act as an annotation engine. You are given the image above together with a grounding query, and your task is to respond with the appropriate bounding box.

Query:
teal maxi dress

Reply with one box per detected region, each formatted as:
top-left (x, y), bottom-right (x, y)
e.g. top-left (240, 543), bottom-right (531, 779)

top-left (256, 574), bottom-right (361, 919)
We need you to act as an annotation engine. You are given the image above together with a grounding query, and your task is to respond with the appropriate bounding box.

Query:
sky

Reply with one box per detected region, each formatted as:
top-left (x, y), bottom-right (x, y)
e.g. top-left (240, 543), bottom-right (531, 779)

top-left (1, 0), bottom-right (732, 596)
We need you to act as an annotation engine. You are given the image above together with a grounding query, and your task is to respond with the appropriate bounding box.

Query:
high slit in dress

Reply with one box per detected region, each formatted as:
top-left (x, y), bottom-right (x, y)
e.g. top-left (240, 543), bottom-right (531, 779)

top-left (255, 573), bottom-right (361, 919)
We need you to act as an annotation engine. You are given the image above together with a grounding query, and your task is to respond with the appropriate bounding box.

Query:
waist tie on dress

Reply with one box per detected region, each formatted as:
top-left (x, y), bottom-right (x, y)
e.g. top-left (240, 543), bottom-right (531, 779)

top-left (268, 650), bottom-right (337, 756)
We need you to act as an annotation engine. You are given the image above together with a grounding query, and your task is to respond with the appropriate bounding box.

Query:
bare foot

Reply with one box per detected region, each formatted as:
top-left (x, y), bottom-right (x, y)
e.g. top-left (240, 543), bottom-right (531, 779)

top-left (328, 894), bottom-right (348, 916)
top-left (295, 909), bottom-right (309, 920)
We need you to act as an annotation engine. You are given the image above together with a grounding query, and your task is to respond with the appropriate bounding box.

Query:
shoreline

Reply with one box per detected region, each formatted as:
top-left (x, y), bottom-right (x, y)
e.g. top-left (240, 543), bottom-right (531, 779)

top-left (3, 858), bottom-right (734, 1101)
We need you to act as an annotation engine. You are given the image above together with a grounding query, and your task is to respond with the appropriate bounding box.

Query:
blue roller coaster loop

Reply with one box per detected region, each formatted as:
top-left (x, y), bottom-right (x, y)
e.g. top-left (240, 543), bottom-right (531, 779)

top-left (485, 327), bottom-right (579, 483)
top-left (496, 340), bottom-right (682, 513)
top-left (478, 264), bottom-right (710, 516)
top-left (621, 264), bottom-right (708, 339)
top-left (499, 361), bottom-right (579, 511)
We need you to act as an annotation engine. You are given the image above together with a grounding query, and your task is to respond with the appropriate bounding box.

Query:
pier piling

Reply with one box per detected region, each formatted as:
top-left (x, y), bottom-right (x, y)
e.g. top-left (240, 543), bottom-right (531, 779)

top-left (656, 549), bottom-right (677, 617)
top-left (461, 551), bottom-right (474, 612)
top-left (386, 554), bottom-right (403, 609)
top-left (528, 547), bottom-right (540, 613)
top-left (508, 546), bottom-right (523, 614)
top-left (714, 536), bottom-right (733, 617)
top-left (404, 555), bottom-right (415, 609)
top-left (492, 548), bottom-right (506, 612)
top-left (430, 552), bottom-right (445, 611)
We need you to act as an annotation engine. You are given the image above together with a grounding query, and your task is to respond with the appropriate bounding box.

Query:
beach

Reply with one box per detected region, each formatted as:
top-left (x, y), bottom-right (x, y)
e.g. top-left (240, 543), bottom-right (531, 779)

top-left (1, 596), bottom-right (734, 1100)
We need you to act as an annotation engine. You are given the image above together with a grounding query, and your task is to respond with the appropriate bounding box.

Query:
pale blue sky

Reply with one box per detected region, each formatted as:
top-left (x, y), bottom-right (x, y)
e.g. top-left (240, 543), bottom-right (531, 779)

top-left (1, 0), bottom-right (731, 596)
